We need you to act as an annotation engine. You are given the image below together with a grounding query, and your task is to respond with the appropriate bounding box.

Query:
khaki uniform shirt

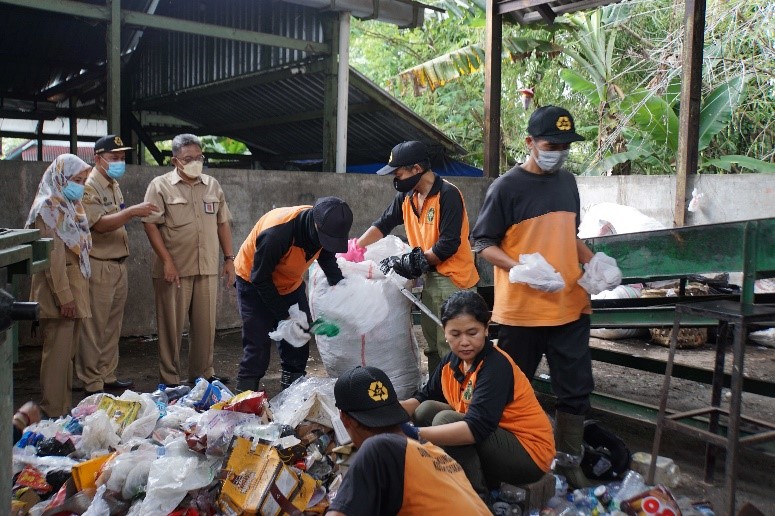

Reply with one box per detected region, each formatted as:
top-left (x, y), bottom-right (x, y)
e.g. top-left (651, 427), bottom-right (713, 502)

top-left (82, 168), bottom-right (130, 260)
top-left (142, 170), bottom-right (232, 278)
top-left (29, 217), bottom-right (92, 319)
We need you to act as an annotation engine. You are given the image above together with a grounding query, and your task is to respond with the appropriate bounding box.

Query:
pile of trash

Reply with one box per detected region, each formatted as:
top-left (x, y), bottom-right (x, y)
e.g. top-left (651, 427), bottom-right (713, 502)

top-left (11, 376), bottom-right (352, 515)
top-left (11, 374), bottom-right (726, 516)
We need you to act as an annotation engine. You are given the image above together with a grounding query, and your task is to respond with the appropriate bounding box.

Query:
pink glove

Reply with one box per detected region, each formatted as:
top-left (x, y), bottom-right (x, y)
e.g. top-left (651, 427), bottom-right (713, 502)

top-left (336, 238), bottom-right (366, 263)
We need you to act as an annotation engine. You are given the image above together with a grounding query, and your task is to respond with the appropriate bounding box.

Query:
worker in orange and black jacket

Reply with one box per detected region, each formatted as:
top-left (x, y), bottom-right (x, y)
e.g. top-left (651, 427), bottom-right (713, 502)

top-left (233, 197), bottom-right (353, 391)
top-left (355, 141), bottom-right (479, 375)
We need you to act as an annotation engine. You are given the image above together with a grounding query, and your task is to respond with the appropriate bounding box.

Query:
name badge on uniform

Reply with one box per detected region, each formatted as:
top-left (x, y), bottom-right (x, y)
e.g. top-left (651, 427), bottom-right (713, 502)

top-left (204, 201), bottom-right (215, 214)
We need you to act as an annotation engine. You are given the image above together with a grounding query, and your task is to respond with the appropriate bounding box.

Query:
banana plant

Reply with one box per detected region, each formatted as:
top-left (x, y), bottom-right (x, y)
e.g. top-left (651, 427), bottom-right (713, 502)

top-left (592, 74), bottom-right (775, 174)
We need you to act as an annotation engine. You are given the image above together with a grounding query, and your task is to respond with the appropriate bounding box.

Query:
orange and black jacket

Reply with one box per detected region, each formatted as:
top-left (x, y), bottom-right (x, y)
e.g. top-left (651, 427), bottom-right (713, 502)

top-left (373, 173), bottom-right (479, 289)
top-left (234, 206), bottom-right (342, 320)
top-left (471, 166), bottom-right (590, 327)
top-left (413, 340), bottom-right (556, 472)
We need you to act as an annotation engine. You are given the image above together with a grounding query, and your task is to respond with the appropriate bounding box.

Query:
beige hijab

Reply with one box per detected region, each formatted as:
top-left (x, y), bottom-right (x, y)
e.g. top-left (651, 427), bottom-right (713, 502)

top-left (25, 154), bottom-right (92, 278)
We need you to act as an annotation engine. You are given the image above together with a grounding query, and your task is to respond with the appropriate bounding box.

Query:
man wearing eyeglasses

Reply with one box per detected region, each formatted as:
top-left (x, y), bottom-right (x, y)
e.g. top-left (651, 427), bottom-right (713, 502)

top-left (142, 133), bottom-right (235, 387)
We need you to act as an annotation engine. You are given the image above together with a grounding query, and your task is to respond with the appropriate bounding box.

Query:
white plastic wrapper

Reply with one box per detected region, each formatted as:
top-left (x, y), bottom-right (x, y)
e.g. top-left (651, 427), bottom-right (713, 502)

top-left (268, 303), bottom-right (311, 347)
top-left (508, 253), bottom-right (565, 293)
top-left (578, 252), bottom-right (622, 295)
top-left (308, 237), bottom-right (421, 399)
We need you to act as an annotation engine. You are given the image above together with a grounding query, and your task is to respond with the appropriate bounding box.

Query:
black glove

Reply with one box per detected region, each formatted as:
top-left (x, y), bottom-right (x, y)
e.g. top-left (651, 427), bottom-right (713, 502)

top-left (379, 247), bottom-right (429, 279)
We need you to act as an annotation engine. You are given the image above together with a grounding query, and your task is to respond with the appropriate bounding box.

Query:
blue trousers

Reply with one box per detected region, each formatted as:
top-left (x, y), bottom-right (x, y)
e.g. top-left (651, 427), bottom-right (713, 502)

top-left (235, 277), bottom-right (310, 389)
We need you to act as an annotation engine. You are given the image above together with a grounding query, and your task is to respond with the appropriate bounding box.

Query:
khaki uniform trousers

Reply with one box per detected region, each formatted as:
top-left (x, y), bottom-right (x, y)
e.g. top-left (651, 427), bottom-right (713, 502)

top-left (77, 259), bottom-right (127, 391)
top-left (420, 272), bottom-right (474, 376)
top-left (154, 274), bottom-right (217, 385)
top-left (40, 318), bottom-right (82, 417)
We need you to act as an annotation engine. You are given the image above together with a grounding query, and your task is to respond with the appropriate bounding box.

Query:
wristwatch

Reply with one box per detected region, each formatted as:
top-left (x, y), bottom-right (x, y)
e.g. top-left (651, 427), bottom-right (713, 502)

top-left (223, 255), bottom-right (235, 262)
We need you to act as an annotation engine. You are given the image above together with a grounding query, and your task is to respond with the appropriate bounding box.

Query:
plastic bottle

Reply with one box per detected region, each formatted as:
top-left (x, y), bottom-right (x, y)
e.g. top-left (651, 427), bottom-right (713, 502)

top-left (179, 377), bottom-right (210, 407)
top-left (613, 470), bottom-right (647, 504)
top-left (629, 452), bottom-right (681, 488)
top-left (554, 474), bottom-right (569, 497)
top-left (211, 379), bottom-right (234, 401)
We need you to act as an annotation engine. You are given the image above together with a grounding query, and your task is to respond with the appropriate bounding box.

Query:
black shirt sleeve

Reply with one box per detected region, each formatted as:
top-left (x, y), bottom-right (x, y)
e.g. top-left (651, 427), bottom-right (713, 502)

top-left (372, 193), bottom-right (406, 236)
top-left (471, 177), bottom-right (509, 253)
top-left (328, 434), bottom-right (405, 516)
top-left (431, 184), bottom-right (464, 262)
top-left (463, 352), bottom-right (515, 443)
top-left (412, 354), bottom-right (452, 404)
top-left (249, 222), bottom-right (294, 320)
top-left (317, 249), bottom-right (344, 286)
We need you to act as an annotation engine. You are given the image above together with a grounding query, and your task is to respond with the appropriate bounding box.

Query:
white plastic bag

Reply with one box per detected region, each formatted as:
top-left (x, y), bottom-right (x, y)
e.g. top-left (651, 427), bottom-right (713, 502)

top-left (509, 253), bottom-right (565, 293)
top-left (136, 437), bottom-right (220, 516)
top-left (120, 391), bottom-right (160, 443)
top-left (268, 303), bottom-right (311, 347)
top-left (79, 410), bottom-right (121, 457)
top-left (578, 252), bottom-right (622, 295)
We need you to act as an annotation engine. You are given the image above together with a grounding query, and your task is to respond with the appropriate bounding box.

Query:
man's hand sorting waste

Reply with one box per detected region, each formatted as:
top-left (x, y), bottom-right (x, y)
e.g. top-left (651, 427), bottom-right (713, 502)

top-left (379, 247), bottom-right (430, 279)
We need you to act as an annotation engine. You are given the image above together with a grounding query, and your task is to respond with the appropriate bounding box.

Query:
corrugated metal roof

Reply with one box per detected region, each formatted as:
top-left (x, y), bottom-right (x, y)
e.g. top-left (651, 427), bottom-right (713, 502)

top-left (134, 57), bottom-right (466, 166)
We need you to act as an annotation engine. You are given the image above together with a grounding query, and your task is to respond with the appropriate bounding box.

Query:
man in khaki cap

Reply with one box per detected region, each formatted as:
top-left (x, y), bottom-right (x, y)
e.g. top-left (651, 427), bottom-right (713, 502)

top-left (77, 135), bottom-right (159, 394)
top-left (142, 133), bottom-right (235, 387)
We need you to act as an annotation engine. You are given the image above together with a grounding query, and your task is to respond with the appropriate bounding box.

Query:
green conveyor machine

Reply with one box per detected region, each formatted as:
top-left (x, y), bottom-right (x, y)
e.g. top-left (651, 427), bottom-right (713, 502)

top-left (537, 217), bottom-right (775, 448)
top-left (0, 229), bottom-right (51, 512)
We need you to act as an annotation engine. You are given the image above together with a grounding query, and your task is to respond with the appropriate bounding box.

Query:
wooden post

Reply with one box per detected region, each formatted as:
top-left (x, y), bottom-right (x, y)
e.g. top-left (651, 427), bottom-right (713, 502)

top-left (674, 0), bottom-right (706, 227)
top-left (483, 0), bottom-right (502, 178)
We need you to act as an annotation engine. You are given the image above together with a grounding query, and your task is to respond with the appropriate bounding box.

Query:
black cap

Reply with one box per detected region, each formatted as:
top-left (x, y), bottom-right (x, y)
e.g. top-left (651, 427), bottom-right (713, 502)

top-left (94, 135), bottom-right (132, 154)
top-left (334, 366), bottom-right (410, 428)
top-left (312, 197), bottom-right (353, 253)
top-left (376, 141), bottom-right (429, 176)
top-left (527, 106), bottom-right (585, 144)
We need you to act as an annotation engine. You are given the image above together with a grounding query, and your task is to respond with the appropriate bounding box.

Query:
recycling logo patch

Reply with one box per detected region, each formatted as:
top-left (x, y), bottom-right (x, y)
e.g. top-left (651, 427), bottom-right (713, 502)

top-left (368, 381), bottom-right (389, 401)
top-left (556, 116), bottom-right (573, 131)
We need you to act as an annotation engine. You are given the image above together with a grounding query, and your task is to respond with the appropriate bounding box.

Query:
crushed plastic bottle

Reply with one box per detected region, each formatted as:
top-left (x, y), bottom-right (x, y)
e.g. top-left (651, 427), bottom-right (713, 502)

top-left (211, 379), bottom-right (234, 401)
top-left (630, 452), bottom-right (681, 488)
top-left (612, 470), bottom-right (647, 504)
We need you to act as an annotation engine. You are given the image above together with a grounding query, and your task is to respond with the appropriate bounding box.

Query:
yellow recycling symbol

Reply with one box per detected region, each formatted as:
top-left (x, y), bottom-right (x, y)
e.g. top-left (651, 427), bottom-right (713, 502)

top-left (556, 116), bottom-right (572, 131)
top-left (368, 381), bottom-right (389, 401)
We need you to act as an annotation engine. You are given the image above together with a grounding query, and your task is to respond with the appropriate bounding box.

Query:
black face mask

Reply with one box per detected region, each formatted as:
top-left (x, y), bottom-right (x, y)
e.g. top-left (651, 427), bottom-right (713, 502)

top-left (393, 169), bottom-right (427, 193)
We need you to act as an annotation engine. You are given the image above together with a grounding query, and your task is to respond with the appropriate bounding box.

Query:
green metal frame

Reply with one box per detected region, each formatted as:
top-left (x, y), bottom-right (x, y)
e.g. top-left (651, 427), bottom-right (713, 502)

top-left (0, 229), bottom-right (52, 360)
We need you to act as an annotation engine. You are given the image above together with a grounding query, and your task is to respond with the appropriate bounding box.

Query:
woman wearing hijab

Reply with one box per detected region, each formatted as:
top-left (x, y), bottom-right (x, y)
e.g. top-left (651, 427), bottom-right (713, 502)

top-left (26, 154), bottom-right (92, 417)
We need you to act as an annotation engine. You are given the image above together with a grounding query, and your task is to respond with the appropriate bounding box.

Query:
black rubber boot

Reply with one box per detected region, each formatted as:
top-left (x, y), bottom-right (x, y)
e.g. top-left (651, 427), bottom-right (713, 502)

top-left (280, 370), bottom-right (305, 390)
top-left (235, 376), bottom-right (260, 394)
top-left (554, 412), bottom-right (595, 489)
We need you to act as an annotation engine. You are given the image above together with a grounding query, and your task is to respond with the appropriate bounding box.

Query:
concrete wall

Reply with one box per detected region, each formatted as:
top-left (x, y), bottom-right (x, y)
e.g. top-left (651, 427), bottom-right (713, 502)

top-left (2, 160), bottom-right (774, 336)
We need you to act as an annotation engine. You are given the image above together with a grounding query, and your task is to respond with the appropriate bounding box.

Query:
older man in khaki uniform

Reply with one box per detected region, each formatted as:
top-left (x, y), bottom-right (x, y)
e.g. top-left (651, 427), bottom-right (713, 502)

top-left (77, 135), bottom-right (159, 394)
top-left (142, 134), bottom-right (235, 386)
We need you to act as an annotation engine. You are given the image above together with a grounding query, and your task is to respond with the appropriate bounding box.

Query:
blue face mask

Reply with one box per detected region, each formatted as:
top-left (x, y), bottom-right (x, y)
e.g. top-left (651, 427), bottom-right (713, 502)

top-left (106, 161), bottom-right (126, 179)
top-left (62, 181), bottom-right (84, 201)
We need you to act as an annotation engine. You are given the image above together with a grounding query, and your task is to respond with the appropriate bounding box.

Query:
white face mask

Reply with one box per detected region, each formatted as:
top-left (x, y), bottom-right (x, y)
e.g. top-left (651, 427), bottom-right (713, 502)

top-left (182, 161), bottom-right (203, 179)
top-left (534, 148), bottom-right (569, 173)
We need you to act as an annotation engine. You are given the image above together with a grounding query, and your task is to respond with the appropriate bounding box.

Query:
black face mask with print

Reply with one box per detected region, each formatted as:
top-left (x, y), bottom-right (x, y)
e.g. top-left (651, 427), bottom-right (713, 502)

top-left (393, 169), bottom-right (427, 193)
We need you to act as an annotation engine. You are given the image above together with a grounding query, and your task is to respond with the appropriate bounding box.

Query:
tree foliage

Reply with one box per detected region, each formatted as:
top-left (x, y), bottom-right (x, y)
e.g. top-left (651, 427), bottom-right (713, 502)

top-left (349, 0), bottom-right (775, 174)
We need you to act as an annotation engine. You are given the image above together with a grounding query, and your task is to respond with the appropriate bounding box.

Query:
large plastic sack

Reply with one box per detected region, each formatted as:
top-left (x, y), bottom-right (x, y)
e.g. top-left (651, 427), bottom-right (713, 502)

top-left (749, 328), bottom-right (775, 348)
top-left (591, 285), bottom-right (647, 340)
top-left (309, 237), bottom-right (421, 399)
top-left (578, 202), bottom-right (666, 238)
